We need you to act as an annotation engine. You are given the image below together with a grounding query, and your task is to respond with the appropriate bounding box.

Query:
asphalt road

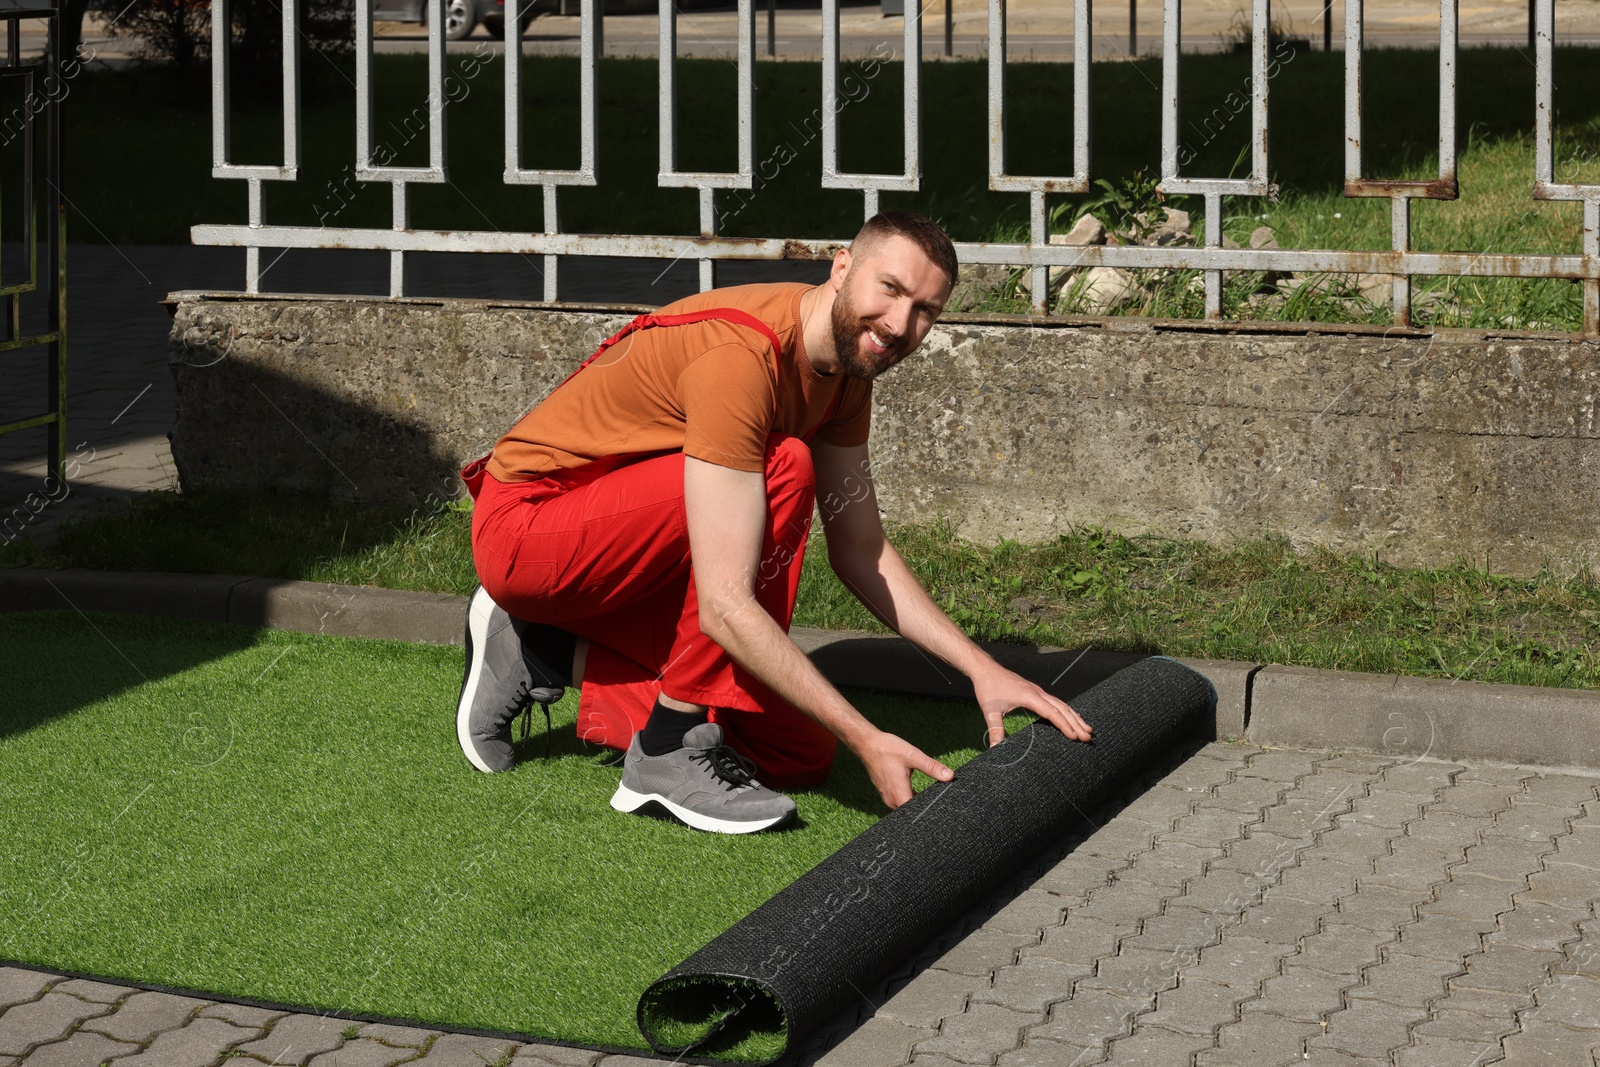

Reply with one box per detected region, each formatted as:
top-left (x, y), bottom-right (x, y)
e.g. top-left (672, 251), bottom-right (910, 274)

top-left (13, 1), bottom-right (1600, 64)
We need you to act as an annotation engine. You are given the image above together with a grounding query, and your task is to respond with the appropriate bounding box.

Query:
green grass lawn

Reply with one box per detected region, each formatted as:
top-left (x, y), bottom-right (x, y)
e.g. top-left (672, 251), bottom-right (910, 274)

top-left (0, 610), bottom-right (1006, 1059)
top-left (49, 47), bottom-right (1600, 329)
top-left (9, 490), bottom-right (1600, 693)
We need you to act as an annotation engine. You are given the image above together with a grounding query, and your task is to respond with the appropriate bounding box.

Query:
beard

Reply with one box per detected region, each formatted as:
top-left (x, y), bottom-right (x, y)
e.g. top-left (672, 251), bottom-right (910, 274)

top-left (828, 279), bottom-right (905, 381)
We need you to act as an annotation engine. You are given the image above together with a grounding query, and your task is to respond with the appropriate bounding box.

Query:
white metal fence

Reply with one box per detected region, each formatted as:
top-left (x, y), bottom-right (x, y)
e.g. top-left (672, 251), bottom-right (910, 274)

top-left (193, 0), bottom-right (1600, 335)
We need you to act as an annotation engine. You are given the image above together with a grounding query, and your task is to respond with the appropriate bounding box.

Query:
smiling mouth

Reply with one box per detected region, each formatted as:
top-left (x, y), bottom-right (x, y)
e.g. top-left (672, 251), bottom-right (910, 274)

top-left (863, 328), bottom-right (895, 356)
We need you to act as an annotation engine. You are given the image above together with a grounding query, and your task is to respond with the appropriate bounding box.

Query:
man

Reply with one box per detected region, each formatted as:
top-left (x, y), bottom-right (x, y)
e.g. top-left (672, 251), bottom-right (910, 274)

top-left (456, 210), bottom-right (1091, 834)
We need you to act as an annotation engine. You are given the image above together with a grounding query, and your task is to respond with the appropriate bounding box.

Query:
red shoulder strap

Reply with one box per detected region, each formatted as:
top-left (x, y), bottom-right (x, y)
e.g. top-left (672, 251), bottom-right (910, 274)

top-left (554, 307), bottom-right (784, 392)
top-left (639, 308), bottom-right (784, 354)
top-left (464, 306), bottom-right (838, 495)
top-left (631, 309), bottom-right (844, 440)
top-left (553, 306), bottom-right (840, 440)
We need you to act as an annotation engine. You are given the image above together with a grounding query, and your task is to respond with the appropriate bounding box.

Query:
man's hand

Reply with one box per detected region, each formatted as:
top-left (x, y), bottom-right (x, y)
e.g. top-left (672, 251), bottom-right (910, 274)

top-left (855, 727), bottom-right (955, 810)
top-left (973, 666), bottom-right (1093, 749)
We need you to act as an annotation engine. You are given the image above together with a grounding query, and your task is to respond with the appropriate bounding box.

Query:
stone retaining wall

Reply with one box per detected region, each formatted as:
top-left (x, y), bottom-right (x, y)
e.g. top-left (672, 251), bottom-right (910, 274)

top-left (168, 293), bottom-right (1600, 576)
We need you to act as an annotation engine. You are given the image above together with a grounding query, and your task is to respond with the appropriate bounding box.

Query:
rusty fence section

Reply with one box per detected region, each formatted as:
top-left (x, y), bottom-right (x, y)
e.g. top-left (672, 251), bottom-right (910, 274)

top-left (192, 0), bottom-right (1600, 336)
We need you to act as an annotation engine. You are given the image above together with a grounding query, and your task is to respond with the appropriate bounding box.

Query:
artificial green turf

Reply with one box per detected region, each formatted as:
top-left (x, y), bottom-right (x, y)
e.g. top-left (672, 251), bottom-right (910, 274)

top-left (0, 611), bottom-right (1009, 1059)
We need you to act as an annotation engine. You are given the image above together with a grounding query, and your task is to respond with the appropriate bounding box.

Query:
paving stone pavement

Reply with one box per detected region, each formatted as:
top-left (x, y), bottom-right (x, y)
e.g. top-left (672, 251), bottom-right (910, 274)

top-left (799, 741), bottom-right (1600, 1067)
top-left (3, 742), bottom-right (1597, 1065)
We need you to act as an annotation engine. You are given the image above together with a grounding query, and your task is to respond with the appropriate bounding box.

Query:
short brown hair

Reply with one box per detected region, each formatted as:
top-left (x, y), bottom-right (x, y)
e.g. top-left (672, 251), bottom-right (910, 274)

top-left (852, 210), bottom-right (959, 288)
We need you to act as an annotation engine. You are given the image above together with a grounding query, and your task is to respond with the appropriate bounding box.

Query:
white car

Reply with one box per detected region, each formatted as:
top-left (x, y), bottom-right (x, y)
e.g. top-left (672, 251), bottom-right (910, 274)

top-left (373, 0), bottom-right (551, 41)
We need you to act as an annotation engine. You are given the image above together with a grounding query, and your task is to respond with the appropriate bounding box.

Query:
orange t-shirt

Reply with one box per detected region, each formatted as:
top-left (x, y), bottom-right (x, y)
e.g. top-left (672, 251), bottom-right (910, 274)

top-left (487, 283), bottom-right (873, 480)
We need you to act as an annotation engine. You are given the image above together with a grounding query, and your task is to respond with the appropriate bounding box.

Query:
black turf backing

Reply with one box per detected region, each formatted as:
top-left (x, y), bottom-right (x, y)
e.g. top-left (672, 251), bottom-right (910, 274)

top-left (637, 656), bottom-right (1216, 1062)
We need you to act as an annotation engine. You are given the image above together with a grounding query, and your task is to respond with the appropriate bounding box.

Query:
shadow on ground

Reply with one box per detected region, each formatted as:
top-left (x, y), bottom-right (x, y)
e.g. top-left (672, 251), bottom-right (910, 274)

top-left (0, 610), bottom-right (259, 742)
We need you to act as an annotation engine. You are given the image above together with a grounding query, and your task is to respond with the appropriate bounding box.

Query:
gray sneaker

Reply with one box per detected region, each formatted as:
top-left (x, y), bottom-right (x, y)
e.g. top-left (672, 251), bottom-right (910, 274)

top-left (610, 722), bottom-right (797, 834)
top-left (456, 586), bottom-right (565, 773)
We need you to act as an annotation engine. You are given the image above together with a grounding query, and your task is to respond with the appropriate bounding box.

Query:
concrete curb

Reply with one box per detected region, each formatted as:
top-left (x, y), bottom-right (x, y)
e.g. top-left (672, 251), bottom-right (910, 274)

top-left (0, 568), bottom-right (251, 622)
top-left (1249, 664), bottom-right (1600, 772)
top-left (0, 569), bottom-right (466, 646)
top-left (791, 627), bottom-right (1254, 742)
top-left (229, 578), bottom-right (467, 647)
top-left (0, 567), bottom-right (1249, 739)
top-left (4, 568), bottom-right (1597, 771)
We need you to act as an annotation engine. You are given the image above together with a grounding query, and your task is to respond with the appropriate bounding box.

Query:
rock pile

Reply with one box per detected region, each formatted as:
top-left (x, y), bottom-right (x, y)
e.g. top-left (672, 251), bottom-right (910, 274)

top-left (1041, 208), bottom-right (1192, 313)
top-left (949, 209), bottom-right (1447, 319)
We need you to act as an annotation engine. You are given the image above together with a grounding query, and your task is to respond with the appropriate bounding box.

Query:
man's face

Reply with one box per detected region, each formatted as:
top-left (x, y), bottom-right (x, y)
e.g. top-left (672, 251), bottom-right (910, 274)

top-left (828, 235), bottom-right (952, 381)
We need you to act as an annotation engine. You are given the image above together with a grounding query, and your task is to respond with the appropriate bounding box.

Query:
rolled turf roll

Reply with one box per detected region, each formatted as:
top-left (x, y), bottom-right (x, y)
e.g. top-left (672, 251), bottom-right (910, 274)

top-left (636, 655), bottom-right (1215, 1063)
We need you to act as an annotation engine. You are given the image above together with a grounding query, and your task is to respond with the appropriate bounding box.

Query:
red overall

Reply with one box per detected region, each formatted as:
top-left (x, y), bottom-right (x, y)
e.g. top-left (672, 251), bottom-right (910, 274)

top-left (463, 309), bottom-right (839, 787)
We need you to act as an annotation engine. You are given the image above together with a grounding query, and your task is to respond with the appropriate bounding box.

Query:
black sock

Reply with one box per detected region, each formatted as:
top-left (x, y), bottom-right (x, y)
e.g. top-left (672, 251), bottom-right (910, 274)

top-left (519, 621), bottom-right (576, 689)
top-left (637, 697), bottom-right (709, 756)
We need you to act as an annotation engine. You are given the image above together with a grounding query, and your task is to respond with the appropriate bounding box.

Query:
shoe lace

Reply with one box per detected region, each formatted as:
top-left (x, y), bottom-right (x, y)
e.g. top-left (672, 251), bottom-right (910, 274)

top-left (692, 743), bottom-right (760, 791)
top-left (509, 682), bottom-right (554, 758)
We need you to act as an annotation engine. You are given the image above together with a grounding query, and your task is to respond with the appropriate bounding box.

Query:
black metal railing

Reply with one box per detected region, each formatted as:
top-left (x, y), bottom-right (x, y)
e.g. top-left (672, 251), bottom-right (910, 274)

top-left (0, 4), bottom-right (66, 484)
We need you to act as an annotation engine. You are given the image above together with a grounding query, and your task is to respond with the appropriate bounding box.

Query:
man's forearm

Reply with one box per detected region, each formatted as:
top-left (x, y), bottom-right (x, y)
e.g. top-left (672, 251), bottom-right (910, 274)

top-left (832, 539), bottom-right (1000, 682)
top-left (698, 590), bottom-right (880, 751)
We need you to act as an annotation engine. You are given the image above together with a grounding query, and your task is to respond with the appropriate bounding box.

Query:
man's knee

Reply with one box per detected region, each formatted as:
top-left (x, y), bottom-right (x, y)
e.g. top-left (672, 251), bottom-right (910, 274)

top-left (765, 434), bottom-right (816, 495)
